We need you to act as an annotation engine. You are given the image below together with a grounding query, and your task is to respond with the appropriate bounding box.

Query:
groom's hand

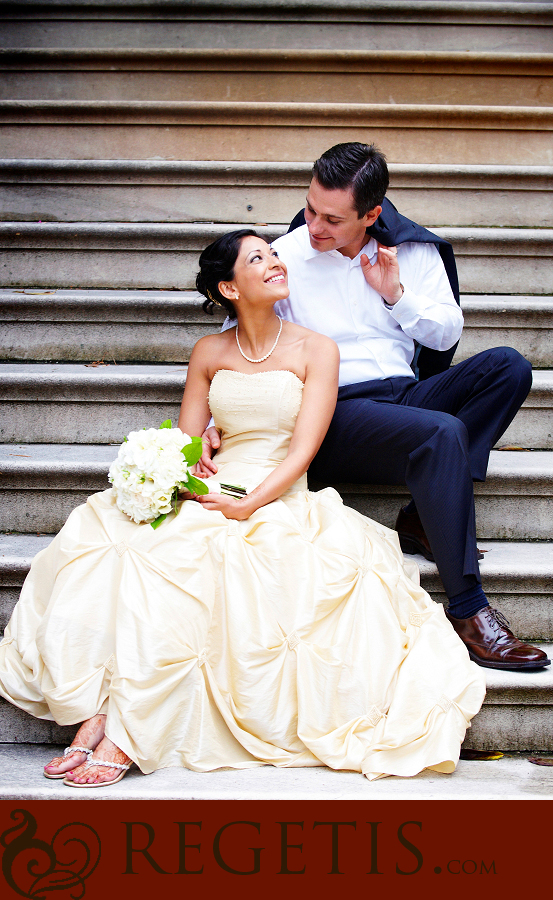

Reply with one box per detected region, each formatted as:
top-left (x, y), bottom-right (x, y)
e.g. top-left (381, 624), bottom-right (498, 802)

top-left (360, 243), bottom-right (404, 305)
top-left (196, 426), bottom-right (221, 477)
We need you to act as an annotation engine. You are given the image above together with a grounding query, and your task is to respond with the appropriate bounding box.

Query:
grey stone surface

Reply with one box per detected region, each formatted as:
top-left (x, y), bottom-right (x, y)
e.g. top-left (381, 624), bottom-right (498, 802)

top-left (1, 290), bottom-right (552, 372)
top-left (422, 541), bottom-right (553, 641)
top-left (0, 403), bottom-right (184, 444)
top-left (0, 702), bottom-right (75, 744)
top-left (0, 588), bottom-right (20, 632)
top-left (0, 222), bottom-right (283, 289)
top-left (0, 363), bottom-right (189, 442)
top-left (1, 2), bottom-right (552, 54)
top-left (319, 450), bottom-right (553, 539)
top-left (2, 223), bottom-right (553, 291)
top-left (0, 446), bottom-right (551, 537)
top-left (0, 370), bottom-right (553, 450)
top-left (0, 363), bottom-right (189, 400)
top-left (0, 362), bottom-right (549, 444)
top-left (2, 160), bottom-right (551, 227)
top-left (0, 444), bottom-right (116, 530)
top-left (459, 296), bottom-right (553, 368)
top-left (2, 105), bottom-right (552, 166)
top-left (0, 322), bottom-right (219, 364)
top-left (2, 49), bottom-right (552, 106)
top-left (497, 371), bottom-right (553, 449)
top-left (0, 492), bottom-right (95, 533)
top-left (0, 287), bottom-right (221, 321)
top-left (0, 744), bottom-right (552, 800)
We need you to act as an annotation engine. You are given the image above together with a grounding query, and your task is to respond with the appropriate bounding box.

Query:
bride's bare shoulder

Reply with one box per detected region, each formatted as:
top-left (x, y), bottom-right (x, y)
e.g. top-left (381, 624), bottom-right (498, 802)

top-left (285, 321), bottom-right (338, 355)
top-left (188, 331), bottom-right (235, 381)
top-left (191, 330), bottom-right (234, 358)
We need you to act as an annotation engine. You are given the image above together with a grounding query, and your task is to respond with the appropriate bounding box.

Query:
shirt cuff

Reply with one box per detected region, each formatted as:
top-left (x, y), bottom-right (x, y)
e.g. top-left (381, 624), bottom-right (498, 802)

top-left (382, 284), bottom-right (425, 326)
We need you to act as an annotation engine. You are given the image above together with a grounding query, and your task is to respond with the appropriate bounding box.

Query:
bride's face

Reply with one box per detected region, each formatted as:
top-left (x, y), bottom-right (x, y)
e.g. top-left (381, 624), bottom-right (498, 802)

top-left (222, 236), bottom-right (289, 306)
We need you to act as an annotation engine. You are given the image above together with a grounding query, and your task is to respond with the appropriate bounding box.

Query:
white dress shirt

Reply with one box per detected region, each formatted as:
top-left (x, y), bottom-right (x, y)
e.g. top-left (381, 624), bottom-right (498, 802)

top-left (269, 225), bottom-right (463, 387)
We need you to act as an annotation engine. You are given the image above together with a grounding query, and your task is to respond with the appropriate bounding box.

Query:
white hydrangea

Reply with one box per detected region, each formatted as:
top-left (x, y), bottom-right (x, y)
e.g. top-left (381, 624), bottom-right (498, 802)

top-left (109, 426), bottom-right (198, 524)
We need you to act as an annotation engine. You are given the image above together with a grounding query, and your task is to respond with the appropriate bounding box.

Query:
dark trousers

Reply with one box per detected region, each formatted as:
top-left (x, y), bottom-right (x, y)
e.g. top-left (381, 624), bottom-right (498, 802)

top-left (310, 347), bottom-right (532, 597)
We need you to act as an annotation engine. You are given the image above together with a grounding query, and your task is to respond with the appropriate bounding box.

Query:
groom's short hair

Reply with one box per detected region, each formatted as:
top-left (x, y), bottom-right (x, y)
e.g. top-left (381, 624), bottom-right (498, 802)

top-left (312, 142), bottom-right (389, 218)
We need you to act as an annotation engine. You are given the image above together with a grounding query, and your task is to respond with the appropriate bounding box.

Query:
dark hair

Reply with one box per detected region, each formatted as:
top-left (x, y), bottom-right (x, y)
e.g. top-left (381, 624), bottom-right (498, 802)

top-left (196, 229), bottom-right (259, 317)
top-left (312, 142), bottom-right (389, 218)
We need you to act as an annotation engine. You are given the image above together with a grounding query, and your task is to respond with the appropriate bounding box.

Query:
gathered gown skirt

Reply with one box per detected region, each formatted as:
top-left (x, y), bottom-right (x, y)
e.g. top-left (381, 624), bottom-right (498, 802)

top-left (0, 369), bottom-right (486, 780)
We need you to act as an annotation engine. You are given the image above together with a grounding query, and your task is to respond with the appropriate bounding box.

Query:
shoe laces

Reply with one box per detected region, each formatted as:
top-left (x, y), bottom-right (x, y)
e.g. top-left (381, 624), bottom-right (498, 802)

top-left (484, 607), bottom-right (510, 630)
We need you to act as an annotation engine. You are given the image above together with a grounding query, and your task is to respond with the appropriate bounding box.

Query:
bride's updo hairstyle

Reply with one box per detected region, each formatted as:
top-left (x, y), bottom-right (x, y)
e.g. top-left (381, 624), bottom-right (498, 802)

top-left (197, 228), bottom-right (259, 318)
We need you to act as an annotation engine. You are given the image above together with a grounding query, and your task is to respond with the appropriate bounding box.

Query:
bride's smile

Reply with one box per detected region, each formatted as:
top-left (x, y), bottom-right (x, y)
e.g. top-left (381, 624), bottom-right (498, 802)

top-left (220, 235), bottom-right (289, 308)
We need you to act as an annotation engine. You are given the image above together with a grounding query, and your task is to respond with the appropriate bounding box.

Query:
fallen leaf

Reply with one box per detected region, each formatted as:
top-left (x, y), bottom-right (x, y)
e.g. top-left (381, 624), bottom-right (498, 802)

top-left (497, 445), bottom-right (531, 451)
top-left (84, 360), bottom-right (110, 367)
top-left (528, 757), bottom-right (553, 767)
top-left (460, 749), bottom-right (504, 761)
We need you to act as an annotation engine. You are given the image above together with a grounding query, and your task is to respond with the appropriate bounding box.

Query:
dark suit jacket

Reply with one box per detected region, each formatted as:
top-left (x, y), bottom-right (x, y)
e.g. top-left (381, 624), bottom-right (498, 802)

top-left (287, 198), bottom-right (460, 382)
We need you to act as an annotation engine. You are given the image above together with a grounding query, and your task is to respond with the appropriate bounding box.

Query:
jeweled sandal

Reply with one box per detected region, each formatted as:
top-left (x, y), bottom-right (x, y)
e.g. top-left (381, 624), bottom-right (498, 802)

top-left (43, 746), bottom-right (93, 780)
top-left (63, 756), bottom-right (131, 788)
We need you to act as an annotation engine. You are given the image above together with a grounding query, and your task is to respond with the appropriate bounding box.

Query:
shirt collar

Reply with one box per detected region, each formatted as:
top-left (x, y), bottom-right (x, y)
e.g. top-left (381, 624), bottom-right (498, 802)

top-left (302, 229), bottom-right (378, 265)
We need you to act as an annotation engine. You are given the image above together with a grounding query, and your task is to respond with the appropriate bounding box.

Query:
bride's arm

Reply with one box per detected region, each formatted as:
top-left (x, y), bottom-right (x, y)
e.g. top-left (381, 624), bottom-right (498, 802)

top-left (197, 333), bottom-right (339, 520)
top-left (177, 338), bottom-right (213, 437)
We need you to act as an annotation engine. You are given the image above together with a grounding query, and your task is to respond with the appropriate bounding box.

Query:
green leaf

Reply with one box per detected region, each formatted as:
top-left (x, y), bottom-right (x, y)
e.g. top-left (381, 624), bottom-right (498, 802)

top-left (123, 436), bottom-right (128, 442)
top-left (150, 513), bottom-right (167, 529)
top-left (159, 419), bottom-right (172, 430)
top-left (182, 435), bottom-right (203, 466)
top-left (186, 475), bottom-right (209, 496)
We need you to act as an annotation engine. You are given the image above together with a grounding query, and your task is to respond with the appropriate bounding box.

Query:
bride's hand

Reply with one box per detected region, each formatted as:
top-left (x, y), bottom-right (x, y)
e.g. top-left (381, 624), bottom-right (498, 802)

top-left (194, 492), bottom-right (253, 521)
top-left (196, 427), bottom-right (221, 477)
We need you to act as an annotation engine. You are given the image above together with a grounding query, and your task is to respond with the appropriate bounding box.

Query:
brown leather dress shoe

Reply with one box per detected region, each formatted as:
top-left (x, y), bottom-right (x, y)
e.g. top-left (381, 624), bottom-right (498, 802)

top-left (395, 505), bottom-right (485, 562)
top-left (446, 607), bottom-right (551, 670)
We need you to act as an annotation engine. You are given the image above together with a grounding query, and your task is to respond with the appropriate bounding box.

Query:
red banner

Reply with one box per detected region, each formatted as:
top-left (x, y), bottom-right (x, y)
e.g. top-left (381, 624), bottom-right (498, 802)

top-left (0, 799), bottom-right (549, 899)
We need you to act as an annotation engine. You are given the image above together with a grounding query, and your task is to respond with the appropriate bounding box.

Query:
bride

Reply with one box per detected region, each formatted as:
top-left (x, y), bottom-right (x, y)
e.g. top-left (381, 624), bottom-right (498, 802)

top-left (0, 229), bottom-right (485, 787)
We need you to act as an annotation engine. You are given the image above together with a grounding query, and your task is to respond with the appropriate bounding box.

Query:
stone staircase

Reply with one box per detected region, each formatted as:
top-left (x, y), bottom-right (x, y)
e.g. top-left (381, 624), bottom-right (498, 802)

top-left (0, 0), bottom-right (552, 797)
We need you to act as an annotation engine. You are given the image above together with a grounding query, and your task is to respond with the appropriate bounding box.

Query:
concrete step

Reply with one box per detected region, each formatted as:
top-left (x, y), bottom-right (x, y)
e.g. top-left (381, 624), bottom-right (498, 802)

top-left (0, 361), bottom-right (550, 448)
top-left (2, 160), bottom-right (552, 228)
top-left (418, 541), bottom-right (553, 642)
top-left (2, 49), bottom-right (553, 106)
top-left (1, 101), bottom-right (552, 165)
top-left (0, 291), bottom-right (225, 363)
top-left (1, 745), bottom-right (552, 799)
top-left (2, 646), bottom-right (552, 752)
top-left (0, 364), bottom-right (189, 443)
top-left (2, 223), bottom-right (553, 293)
top-left (2, 1), bottom-right (552, 53)
top-left (1, 289), bottom-right (552, 371)
top-left (2, 534), bottom-right (551, 641)
top-left (457, 296), bottom-right (553, 368)
top-left (333, 451), bottom-right (553, 541)
top-left (0, 222), bottom-right (280, 289)
top-left (0, 533), bottom-right (53, 637)
top-left (0, 443), bottom-right (550, 538)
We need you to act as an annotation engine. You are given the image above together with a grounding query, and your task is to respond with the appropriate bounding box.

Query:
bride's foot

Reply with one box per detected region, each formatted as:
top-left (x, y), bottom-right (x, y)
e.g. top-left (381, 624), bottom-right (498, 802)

top-left (63, 736), bottom-right (132, 788)
top-left (43, 714), bottom-right (106, 779)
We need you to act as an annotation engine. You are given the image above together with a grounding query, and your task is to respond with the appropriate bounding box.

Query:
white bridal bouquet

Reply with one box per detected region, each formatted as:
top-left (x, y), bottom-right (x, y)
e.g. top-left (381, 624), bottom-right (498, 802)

top-left (109, 420), bottom-right (245, 529)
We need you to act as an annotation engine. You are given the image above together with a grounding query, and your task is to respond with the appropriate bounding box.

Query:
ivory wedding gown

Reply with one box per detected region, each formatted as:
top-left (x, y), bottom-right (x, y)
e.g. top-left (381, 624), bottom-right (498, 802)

top-left (0, 369), bottom-right (485, 780)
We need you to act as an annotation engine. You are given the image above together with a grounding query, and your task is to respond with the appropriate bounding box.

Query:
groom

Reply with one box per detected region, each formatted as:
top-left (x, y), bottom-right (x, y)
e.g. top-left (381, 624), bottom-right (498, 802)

top-left (203, 141), bottom-right (549, 672)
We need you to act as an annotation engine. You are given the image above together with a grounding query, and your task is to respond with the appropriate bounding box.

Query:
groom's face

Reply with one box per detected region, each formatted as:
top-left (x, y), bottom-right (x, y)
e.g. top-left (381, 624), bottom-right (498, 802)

top-left (304, 178), bottom-right (381, 260)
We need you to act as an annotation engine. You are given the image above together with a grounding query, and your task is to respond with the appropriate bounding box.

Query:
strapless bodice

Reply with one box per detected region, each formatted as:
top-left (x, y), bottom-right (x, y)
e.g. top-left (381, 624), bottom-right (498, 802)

top-left (207, 369), bottom-right (306, 492)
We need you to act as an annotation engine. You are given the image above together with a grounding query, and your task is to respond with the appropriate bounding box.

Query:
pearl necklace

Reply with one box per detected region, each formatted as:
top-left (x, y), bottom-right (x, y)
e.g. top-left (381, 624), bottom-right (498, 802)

top-left (235, 316), bottom-right (283, 363)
